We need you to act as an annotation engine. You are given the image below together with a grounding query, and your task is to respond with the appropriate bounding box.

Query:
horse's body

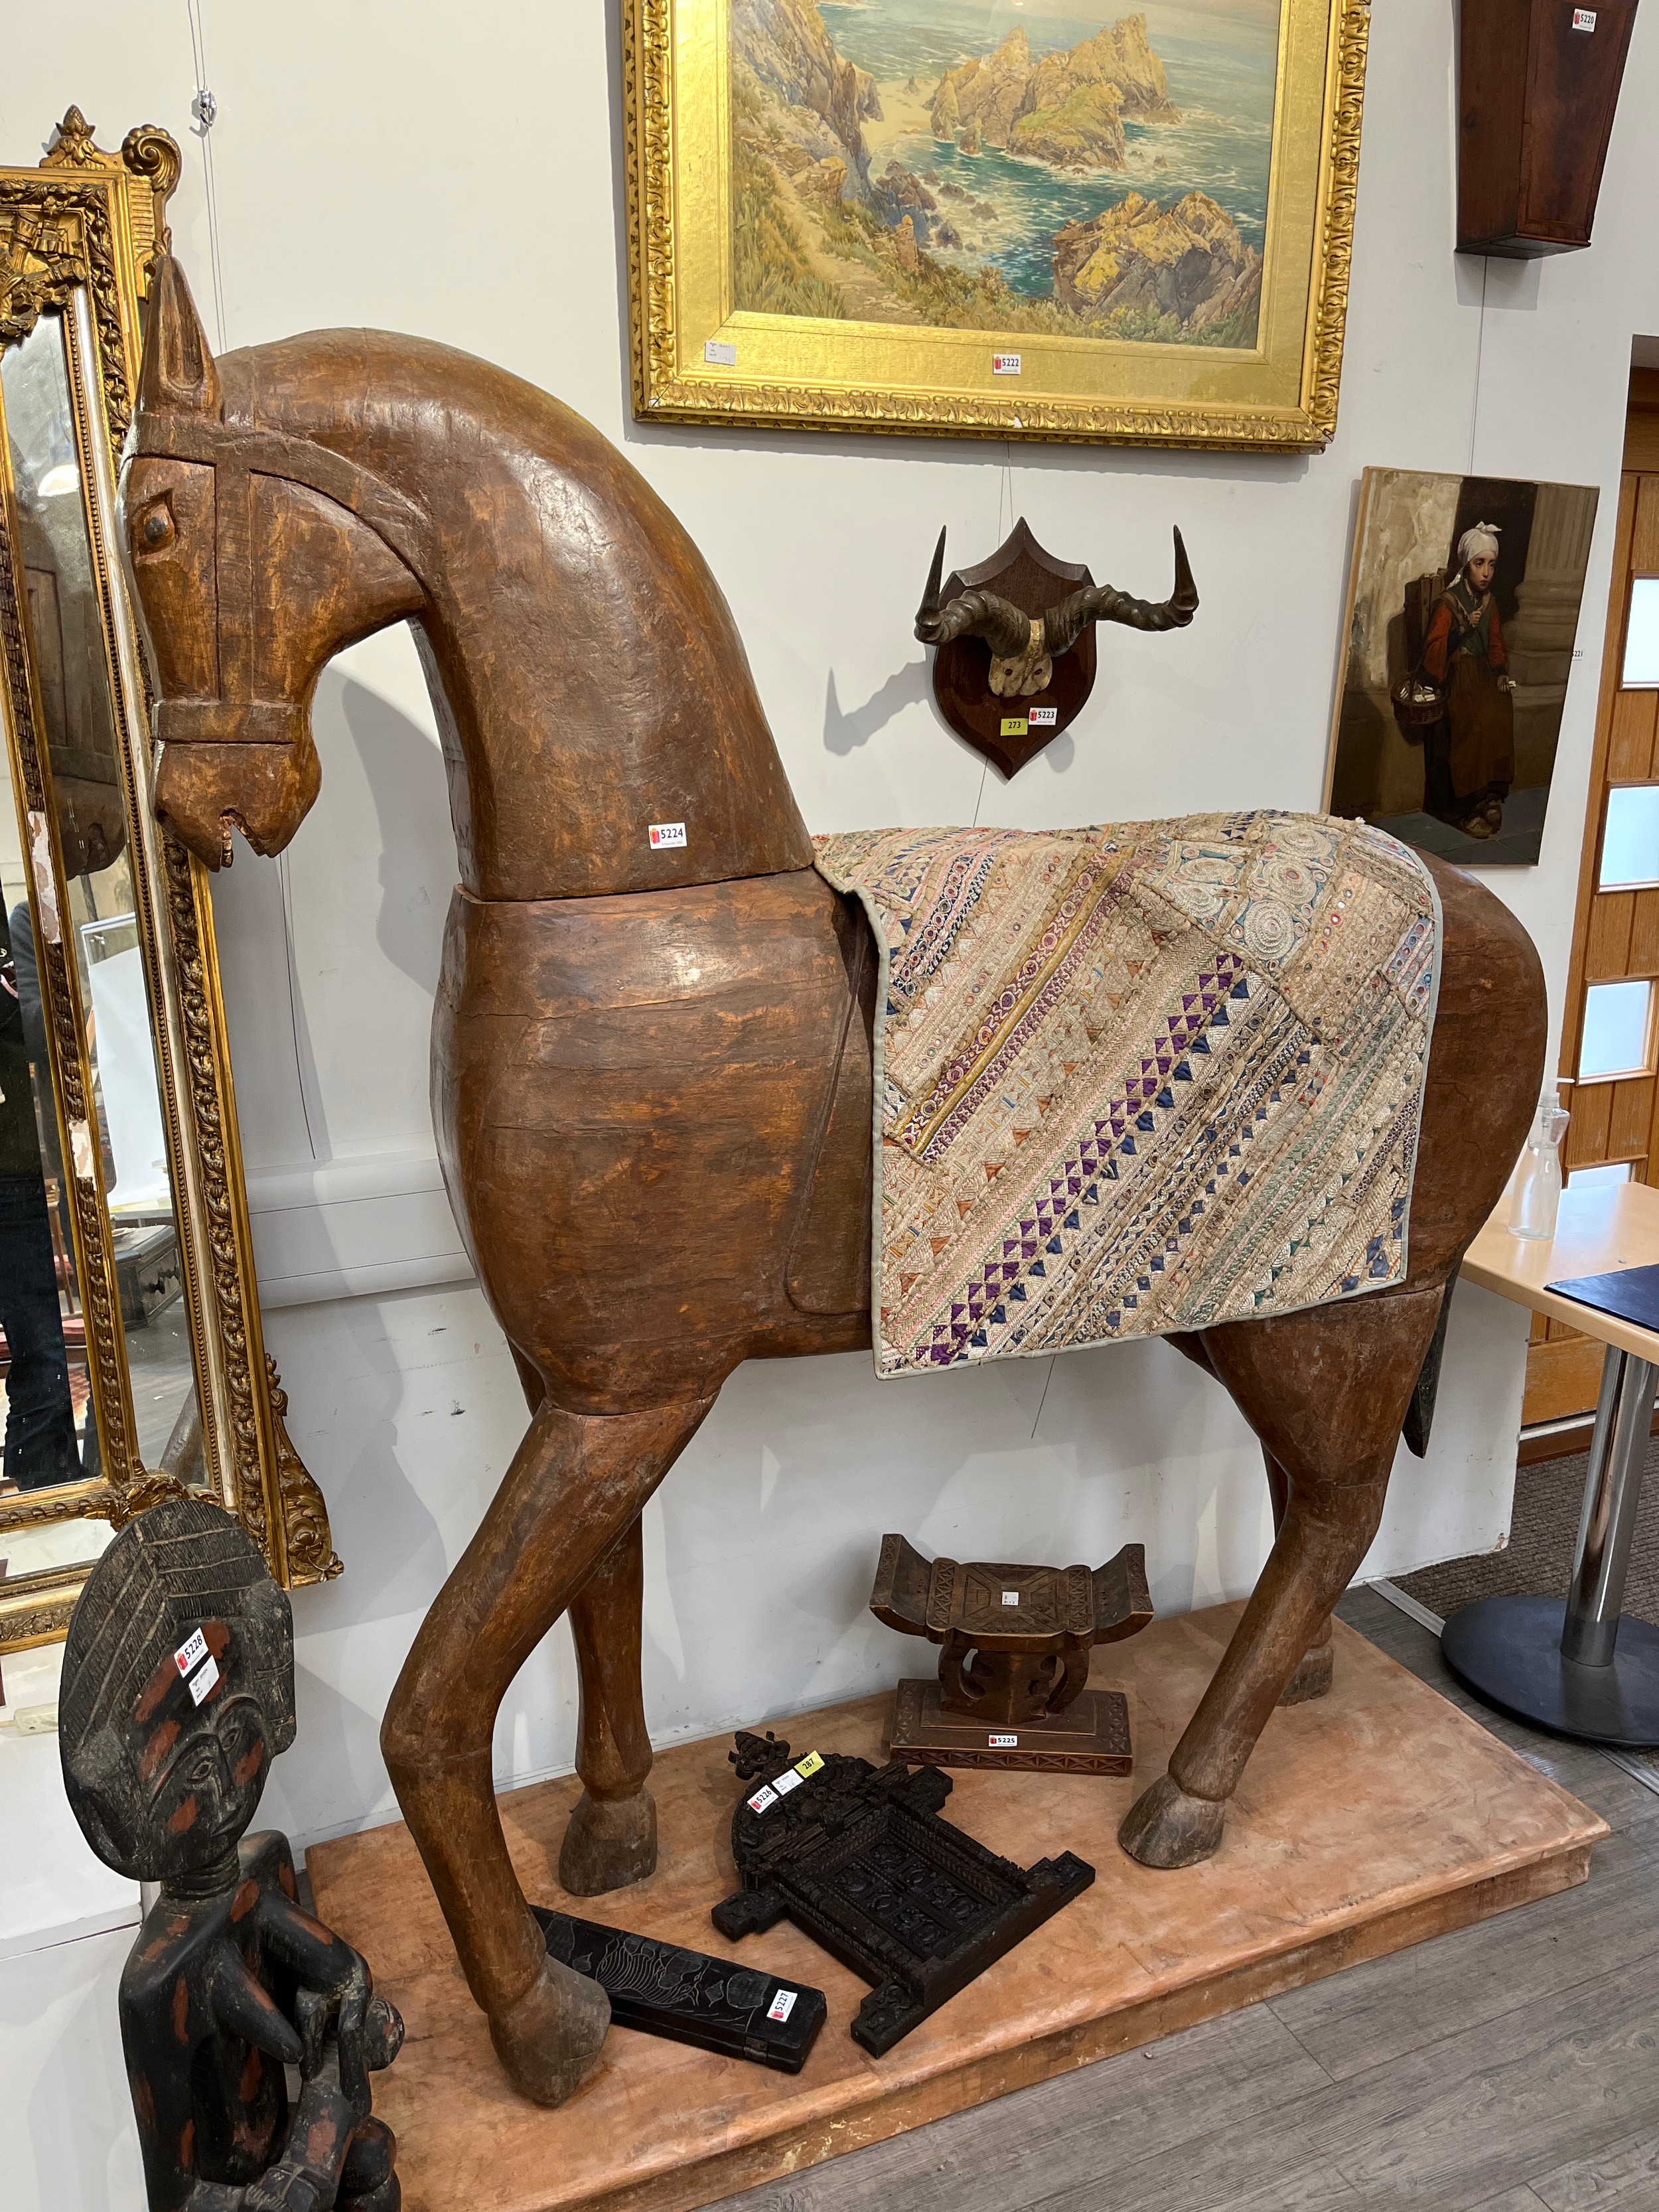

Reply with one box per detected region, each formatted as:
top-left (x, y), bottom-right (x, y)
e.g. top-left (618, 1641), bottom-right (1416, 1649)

top-left (123, 263), bottom-right (1546, 2107)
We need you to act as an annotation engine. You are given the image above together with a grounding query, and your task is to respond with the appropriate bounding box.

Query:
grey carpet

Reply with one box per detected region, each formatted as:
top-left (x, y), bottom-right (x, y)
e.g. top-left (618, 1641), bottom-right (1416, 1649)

top-left (1395, 1434), bottom-right (1659, 1628)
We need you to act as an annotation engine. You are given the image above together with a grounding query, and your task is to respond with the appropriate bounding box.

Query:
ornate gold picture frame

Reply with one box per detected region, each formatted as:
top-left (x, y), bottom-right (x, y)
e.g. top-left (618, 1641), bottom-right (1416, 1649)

top-left (0, 111), bottom-right (337, 1653)
top-left (624, 0), bottom-right (1369, 448)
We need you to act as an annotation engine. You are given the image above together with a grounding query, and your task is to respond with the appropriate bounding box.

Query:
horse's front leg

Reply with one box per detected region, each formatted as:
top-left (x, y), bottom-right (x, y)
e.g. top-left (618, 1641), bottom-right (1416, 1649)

top-left (561, 1516), bottom-right (657, 1894)
top-left (1120, 1282), bottom-right (1445, 1871)
top-left (506, 1348), bottom-right (659, 1899)
top-left (380, 1393), bottom-right (714, 2104)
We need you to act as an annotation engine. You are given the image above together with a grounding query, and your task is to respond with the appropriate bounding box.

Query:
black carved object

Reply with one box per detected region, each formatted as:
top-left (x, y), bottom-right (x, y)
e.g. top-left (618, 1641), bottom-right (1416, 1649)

top-left (59, 1498), bottom-right (404, 2212)
top-left (871, 1536), bottom-right (1154, 1774)
top-left (712, 1730), bottom-right (1094, 2055)
top-left (532, 1906), bottom-right (826, 2072)
top-left (914, 518), bottom-right (1197, 776)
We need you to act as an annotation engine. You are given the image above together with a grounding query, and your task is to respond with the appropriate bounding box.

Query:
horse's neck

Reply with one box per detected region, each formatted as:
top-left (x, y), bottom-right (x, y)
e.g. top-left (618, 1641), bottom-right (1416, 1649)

top-left (302, 344), bottom-right (813, 901)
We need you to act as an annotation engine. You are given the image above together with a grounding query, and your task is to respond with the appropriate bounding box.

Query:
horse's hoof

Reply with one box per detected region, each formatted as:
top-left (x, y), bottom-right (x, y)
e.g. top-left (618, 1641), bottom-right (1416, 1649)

top-left (1118, 1771), bottom-right (1227, 1870)
top-left (1279, 1642), bottom-right (1334, 1706)
top-left (488, 1954), bottom-right (611, 2106)
top-left (558, 1788), bottom-right (658, 1896)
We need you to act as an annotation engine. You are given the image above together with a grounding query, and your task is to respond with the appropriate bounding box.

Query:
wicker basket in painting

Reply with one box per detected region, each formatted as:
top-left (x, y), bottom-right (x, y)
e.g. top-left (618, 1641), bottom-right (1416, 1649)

top-left (1390, 567), bottom-right (1449, 733)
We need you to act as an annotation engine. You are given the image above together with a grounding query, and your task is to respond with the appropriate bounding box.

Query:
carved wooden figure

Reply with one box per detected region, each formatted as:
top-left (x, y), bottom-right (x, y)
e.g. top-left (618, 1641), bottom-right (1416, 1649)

top-left (871, 1535), bottom-right (1153, 1773)
top-left (59, 1499), bottom-right (403, 2211)
top-left (121, 259), bottom-right (1546, 2109)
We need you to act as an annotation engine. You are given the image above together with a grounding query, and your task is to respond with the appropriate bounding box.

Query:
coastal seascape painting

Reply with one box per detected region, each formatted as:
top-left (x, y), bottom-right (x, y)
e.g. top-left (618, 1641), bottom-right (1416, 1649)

top-left (731, 0), bottom-right (1276, 350)
top-left (624, 0), bottom-right (1369, 445)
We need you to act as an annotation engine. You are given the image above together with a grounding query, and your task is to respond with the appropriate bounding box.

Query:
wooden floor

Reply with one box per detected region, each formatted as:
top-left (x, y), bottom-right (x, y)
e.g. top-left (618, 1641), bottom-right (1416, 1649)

top-left (706, 1588), bottom-right (1659, 2212)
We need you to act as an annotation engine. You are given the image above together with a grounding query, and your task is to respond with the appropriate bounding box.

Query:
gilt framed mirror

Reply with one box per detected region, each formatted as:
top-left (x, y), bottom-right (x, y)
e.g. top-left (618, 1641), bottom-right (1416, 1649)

top-left (0, 110), bottom-right (337, 1653)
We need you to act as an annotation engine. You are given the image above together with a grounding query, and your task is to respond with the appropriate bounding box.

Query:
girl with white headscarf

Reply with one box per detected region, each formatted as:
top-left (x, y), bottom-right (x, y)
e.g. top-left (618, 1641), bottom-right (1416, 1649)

top-left (1416, 520), bottom-right (1516, 840)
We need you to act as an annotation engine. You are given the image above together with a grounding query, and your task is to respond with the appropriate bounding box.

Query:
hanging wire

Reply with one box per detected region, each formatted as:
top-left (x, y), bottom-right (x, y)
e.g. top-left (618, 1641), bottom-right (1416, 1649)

top-left (1469, 256), bottom-right (1489, 476)
top-left (970, 752), bottom-right (991, 826)
top-left (184, 0), bottom-right (228, 351)
top-left (974, 438), bottom-right (1017, 828)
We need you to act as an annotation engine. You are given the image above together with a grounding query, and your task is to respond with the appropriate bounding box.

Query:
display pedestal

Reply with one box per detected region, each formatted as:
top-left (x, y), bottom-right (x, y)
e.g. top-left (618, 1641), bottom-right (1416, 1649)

top-left (308, 1603), bottom-right (1607, 2212)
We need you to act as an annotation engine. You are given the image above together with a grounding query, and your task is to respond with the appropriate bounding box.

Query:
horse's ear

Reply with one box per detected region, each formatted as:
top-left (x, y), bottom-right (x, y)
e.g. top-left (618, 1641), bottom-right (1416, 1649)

top-left (137, 256), bottom-right (221, 418)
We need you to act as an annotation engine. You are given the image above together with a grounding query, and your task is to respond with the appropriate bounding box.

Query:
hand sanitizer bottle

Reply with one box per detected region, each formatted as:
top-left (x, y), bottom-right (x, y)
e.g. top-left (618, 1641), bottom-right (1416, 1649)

top-left (1508, 1086), bottom-right (1571, 1240)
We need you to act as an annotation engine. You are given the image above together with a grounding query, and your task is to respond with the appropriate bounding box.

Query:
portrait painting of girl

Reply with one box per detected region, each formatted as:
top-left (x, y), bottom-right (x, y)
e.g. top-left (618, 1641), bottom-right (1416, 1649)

top-left (1326, 469), bottom-right (1599, 867)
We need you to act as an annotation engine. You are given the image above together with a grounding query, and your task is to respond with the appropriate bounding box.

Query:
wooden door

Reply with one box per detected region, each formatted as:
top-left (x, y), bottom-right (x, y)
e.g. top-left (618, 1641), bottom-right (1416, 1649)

top-left (1523, 370), bottom-right (1659, 1426)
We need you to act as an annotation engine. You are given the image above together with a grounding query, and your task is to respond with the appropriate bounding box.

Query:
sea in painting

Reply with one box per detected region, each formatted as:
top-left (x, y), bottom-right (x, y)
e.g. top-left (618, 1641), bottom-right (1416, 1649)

top-left (730, 0), bottom-right (1281, 344)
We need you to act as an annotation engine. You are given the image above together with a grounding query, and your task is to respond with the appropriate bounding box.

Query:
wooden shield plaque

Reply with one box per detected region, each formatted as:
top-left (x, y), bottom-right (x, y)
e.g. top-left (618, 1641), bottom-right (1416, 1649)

top-left (931, 520), bottom-right (1097, 778)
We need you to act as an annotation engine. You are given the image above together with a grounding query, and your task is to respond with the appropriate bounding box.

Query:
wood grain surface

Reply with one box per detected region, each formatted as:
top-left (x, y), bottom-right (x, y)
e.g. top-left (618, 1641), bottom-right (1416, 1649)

top-left (126, 256), bottom-right (1553, 2104)
top-left (307, 1598), bottom-right (1605, 2212)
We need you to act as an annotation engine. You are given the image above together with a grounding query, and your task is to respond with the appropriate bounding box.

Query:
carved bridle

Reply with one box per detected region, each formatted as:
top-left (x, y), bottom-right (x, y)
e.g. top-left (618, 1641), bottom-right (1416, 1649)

top-left (129, 360), bottom-right (435, 747)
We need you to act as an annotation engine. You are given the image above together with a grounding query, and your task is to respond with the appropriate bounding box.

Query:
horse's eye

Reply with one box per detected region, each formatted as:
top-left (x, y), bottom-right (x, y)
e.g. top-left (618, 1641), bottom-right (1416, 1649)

top-left (135, 502), bottom-right (175, 554)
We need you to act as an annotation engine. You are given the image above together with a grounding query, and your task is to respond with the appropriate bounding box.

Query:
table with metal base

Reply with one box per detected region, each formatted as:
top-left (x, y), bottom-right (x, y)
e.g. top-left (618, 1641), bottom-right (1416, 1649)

top-left (1442, 1341), bottom-right (1659, 1745)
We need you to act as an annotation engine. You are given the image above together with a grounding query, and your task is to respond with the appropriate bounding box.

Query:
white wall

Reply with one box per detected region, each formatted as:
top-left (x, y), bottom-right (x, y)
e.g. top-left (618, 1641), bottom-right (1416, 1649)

top-left (5, 0), bottom-right (1655, 1895)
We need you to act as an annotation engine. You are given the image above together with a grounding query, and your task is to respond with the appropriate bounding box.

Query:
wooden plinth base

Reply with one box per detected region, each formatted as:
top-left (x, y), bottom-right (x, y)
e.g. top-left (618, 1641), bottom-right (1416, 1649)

top-left (308, 1603), bottom-right (1608, 2212)
top-left (888, 1676), bottom-right (1133, 1773)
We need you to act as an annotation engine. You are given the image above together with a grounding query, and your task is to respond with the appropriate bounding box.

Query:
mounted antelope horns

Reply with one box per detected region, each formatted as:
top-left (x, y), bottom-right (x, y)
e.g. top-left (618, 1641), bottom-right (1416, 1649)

top-left (1043, 528), bottom-right (1198, 655)
top-left (137, 254), bottom-right (221, 418)
top-left (916, 525), bottom-right (947, 630)
top-left (914, 528), bottom-right (1031, 656)
top-left (912, 516), bottom-right (1199, 778)
top-left (914, 528), bottom-right (1198, 659)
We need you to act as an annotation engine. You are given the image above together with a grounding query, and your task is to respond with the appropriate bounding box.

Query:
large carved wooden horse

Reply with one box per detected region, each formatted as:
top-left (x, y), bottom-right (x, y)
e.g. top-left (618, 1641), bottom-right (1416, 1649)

top-left (122, 260), bottom-right (1545, 2106)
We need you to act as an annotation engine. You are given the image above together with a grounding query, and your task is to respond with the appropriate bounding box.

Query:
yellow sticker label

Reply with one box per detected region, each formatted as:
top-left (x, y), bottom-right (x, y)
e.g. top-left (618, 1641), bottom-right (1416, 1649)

top-left (794, 1751), bottom-right (824, 1778)
top-left (999, 715), bottom-right (1028, 737)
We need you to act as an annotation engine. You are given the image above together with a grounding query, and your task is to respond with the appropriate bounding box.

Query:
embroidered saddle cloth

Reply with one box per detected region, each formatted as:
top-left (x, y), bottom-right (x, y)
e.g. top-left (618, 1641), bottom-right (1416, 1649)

top-left (812, 812), bottom-right (1440, 1378)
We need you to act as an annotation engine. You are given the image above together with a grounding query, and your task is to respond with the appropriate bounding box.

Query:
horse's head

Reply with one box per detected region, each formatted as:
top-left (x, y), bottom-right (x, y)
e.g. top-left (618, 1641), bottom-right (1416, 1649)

top-left (122, 259), bottom-right (424, 867)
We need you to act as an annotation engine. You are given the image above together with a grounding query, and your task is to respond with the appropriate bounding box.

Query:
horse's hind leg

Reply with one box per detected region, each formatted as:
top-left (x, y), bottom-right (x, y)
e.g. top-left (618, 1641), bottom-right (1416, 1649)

top-left (381, 1393), bottom-right (714, 2105)
top-left (1119, 1281), bottom-right (1444, 1870)
top-left (1168, 1331), bottom-right (1331, 1705)
top-left (1266, 1449), bottom-right (1334, 1705)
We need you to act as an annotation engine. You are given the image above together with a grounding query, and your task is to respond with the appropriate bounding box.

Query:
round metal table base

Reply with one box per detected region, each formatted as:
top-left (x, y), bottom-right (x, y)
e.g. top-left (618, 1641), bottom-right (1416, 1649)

top-left (1441, 1594), bottom-right (1659, 1747)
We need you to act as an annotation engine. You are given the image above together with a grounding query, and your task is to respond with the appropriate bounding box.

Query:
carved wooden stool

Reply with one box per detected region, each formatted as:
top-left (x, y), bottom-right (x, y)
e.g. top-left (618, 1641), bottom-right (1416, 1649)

top-left (869, 1535), bottom-right (1154, 1773)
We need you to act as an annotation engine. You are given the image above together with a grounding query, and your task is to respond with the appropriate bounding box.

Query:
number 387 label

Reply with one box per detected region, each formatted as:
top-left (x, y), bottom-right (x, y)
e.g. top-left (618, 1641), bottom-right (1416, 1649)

top-left (745, 1749), bottom-right (825, 1814)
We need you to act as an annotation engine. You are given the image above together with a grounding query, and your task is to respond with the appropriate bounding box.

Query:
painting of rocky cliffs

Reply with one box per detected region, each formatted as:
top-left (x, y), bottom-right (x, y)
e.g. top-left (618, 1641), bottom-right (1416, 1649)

top-left (729, 0), bottom-right (1277, 344)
